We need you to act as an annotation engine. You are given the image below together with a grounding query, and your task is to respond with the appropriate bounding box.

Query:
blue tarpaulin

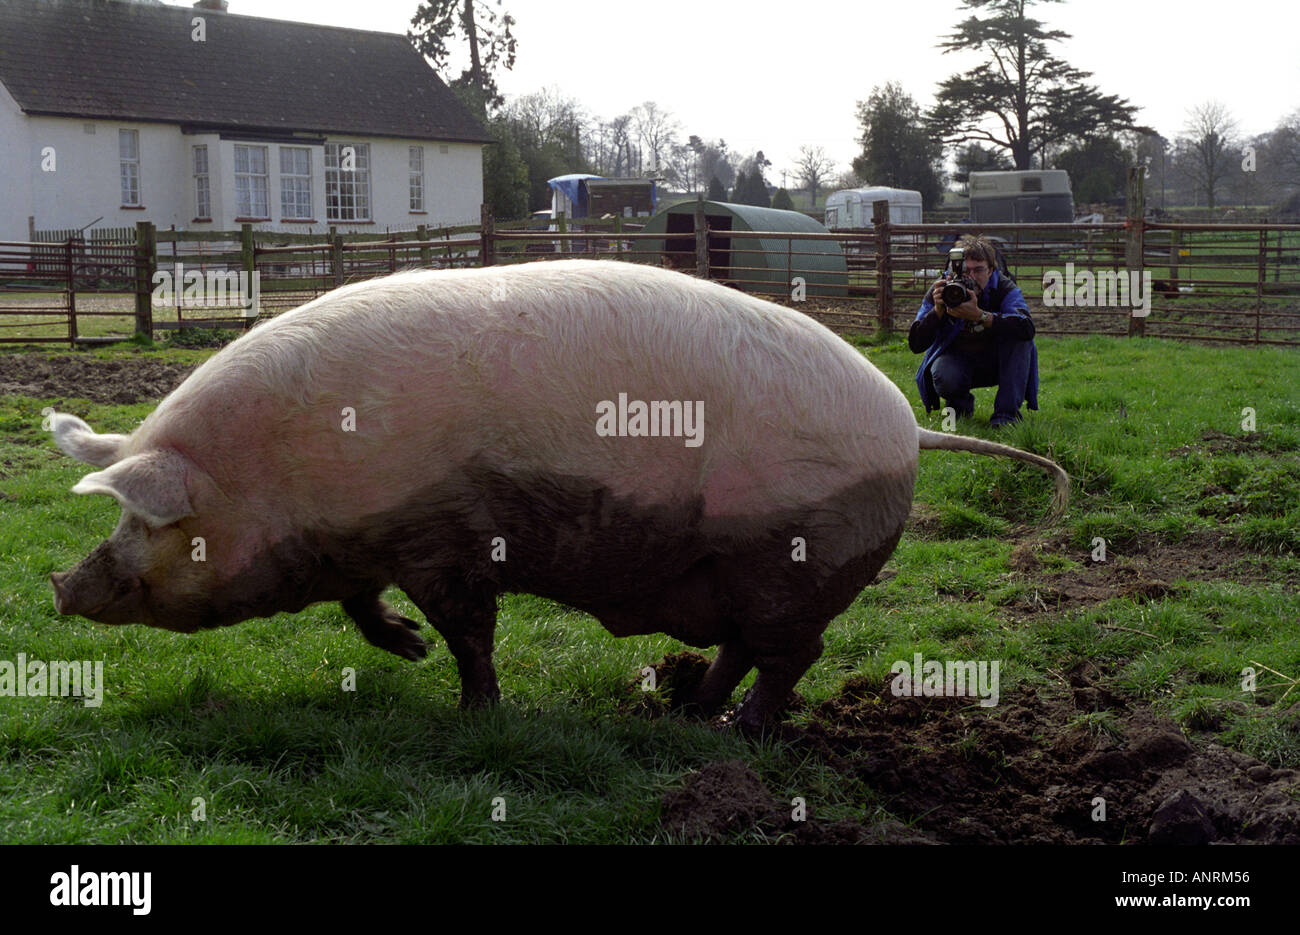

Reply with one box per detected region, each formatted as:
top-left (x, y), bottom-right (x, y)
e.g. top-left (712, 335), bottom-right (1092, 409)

top-left (547, 174), bottom-right (657, 218)
top-left (547, 174), bottom-right (603, 218)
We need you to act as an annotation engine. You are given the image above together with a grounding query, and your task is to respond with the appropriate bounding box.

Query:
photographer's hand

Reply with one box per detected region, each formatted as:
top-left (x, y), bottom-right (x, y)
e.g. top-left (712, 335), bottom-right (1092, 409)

top-left (930, 281), bottom-right (947, 317)
top-left (955, 292), bottom-right (983, 322)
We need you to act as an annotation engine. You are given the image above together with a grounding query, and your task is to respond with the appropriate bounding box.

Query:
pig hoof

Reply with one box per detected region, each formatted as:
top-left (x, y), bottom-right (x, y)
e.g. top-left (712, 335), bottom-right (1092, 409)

top-left (458, 685), bottom-right (501, 709)
top-left (343, 594), bottom-right (428, 661)
top-left (730, 689), bottom-right (789, 739)
top-left (392, 629), bottom-right (429, 661)
top-left (368, 617), bottom-right (428, 661)
top-left (394, 614), bottom-right (421, 633)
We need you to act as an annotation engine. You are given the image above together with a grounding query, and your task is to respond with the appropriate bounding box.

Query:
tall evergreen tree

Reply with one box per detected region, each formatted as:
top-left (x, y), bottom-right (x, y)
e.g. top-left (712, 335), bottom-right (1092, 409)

top-left (731, 170), bottom-right (747, 204)
top-left (409, 0), bottom-right (517, 117)
top-left (928, 0), bottom-right (1141, 169)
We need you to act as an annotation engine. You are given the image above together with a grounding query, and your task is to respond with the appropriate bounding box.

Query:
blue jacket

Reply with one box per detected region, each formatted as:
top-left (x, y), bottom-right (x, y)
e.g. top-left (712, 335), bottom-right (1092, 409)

top-left (912, 270), bottom-right (1038, 412)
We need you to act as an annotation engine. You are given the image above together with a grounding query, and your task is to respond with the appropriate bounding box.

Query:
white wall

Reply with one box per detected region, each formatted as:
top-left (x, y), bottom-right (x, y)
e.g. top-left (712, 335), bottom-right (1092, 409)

top-left (0, 83), bottom-right (30, 242)
top-left (5, 108), bottom-right (484, 241)
top-left (22, 116), bottom-right (180, 240)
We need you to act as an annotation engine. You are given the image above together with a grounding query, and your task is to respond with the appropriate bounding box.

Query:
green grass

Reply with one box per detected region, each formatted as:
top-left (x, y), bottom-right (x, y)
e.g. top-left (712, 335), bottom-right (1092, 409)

top-left (0, 333), bottom-right (1298, 841)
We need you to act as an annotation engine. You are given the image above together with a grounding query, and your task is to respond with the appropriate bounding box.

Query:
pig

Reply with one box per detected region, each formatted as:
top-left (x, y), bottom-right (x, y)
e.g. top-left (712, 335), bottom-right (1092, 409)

top-left (48, 259), bottom-right (1068, 731)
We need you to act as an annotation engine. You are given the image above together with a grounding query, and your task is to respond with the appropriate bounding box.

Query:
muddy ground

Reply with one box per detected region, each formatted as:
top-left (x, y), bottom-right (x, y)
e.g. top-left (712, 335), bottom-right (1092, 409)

top-left (5, 352), bottom-right (1297, 844)
top-left (659, 675), bottom-right (1300, 844)
top-left (0, 353), bottom-right (196, 404)
top-left (652, 514), bottom-right (1299, 844)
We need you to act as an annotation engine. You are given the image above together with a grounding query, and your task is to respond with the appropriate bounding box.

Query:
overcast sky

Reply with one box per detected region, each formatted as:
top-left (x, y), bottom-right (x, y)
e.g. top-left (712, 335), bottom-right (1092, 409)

top-left (193, 0), bottom-right (1297, 183)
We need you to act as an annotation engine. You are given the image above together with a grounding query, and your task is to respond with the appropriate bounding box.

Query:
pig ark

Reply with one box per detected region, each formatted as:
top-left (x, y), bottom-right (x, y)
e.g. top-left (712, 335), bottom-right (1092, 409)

top-left (49, 260), bottom-right (1068, 730)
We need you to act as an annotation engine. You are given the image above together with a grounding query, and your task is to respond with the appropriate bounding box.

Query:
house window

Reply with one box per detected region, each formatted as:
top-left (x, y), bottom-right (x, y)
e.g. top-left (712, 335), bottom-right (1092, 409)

top-left (193, 145), bottom-right (211, 219)
top-left (409, 146), bottom-right (424, 211)
top-left (280, 147), bottom-right (312, 219)
top-left (119, 129), bottom-right (140, 206)
top-left (325, 142), bottom-right (371, 221)
top-left (234, 144), bottom-right (269, 218)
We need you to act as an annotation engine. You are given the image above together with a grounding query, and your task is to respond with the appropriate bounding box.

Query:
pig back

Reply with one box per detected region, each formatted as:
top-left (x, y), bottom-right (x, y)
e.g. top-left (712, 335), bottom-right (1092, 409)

top-left (131, 261), bottom-right (919, 539)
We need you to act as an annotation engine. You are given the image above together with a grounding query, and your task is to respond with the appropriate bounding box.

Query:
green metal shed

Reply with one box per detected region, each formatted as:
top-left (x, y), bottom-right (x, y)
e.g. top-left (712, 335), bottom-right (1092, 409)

top-left (633, 201), bottom-right (848, 298)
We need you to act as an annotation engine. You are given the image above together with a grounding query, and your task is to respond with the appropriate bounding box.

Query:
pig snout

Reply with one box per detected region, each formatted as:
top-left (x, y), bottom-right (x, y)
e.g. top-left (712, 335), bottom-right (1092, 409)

top-left (50, 541), bottom-right (144, 624)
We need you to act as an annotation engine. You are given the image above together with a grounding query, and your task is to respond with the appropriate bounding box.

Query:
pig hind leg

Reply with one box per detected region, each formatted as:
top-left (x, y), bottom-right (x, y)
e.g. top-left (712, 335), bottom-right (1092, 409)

top-left (342, 589), bottom-right (428, 661)
top-left (733, 634), bottom-right (826, 735)
top-left (400, 575), bottom-right (501, 708)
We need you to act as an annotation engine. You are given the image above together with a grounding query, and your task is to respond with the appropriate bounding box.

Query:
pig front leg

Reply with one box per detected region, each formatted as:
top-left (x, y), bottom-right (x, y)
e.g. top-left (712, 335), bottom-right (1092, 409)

top-left (400, 575), bottom-right (500, 708)
top-left (342, 590), bottom-right (428, 661)
top-left (673, 639), bottom-right (754, 716)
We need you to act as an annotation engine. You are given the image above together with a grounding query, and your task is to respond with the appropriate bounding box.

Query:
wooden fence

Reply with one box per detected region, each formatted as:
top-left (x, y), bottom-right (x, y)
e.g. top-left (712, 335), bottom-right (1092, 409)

top-left (2, 184), bottom-right (1297, 346)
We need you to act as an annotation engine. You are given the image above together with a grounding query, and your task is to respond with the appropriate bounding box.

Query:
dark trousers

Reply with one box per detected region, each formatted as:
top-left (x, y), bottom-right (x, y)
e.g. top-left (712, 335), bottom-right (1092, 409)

top-left (930, 338), bottom-right (1033, 421)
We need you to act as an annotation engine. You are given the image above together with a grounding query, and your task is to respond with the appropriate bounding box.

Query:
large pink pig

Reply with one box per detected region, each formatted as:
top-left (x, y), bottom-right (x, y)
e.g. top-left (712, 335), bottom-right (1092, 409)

top-left (49, 260), bottom-right (1067, 730)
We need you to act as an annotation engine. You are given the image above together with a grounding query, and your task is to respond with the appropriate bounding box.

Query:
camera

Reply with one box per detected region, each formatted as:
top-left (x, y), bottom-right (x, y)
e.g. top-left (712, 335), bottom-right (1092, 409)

top-left (939, 247), bottom-right (978, 308)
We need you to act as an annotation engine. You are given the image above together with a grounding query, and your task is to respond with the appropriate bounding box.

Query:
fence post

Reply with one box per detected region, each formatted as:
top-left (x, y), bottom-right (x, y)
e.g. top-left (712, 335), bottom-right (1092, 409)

top-left (331, 229), bottom-right (344, 287)
top-left (65, 238), bottom-right (77, 347)
top-left (614, 214), bottom-right (623, 259)
top-left (872, 199), bottom-right (893, 331)
top-left (694, 196), bottom-right (708, 278)
top-left (1169, 227), bottom-right (1181, 292)
top-left (239, 220), bottom-right (254, 287)
top-left (480, 205), bottom-right (494, 267)
top-left (417, 224), bottom-right (430, 267)
top-left (1125, 167), bottom-right (1145, 337)
top-left (1256, 229), bottom-right (1265, 343)
top-left (135, 220), bottom-right (155, 338)
top-left (557, 210), bottom-right (568, 257)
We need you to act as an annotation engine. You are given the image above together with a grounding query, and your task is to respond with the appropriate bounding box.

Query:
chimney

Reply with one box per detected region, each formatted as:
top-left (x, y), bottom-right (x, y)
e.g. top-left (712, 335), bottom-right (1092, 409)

top-left (193, 0), bottom-right (229, 11)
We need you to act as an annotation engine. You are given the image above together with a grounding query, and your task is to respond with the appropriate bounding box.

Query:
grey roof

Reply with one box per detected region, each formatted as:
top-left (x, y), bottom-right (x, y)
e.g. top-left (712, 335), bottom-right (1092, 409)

top-left (0, 0), bottom-right (492, 143)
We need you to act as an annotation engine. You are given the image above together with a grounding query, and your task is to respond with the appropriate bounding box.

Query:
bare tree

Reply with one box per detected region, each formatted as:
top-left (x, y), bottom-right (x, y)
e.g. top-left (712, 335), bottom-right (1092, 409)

top-left (793, 145), bottom-right (835, 205)
top-left (1264, 109), bottom-right (1300, 196)
top-left (695, 137), bottom-right (735, 192)
top-left (830, 168), bottom-right (864, 192)
top-left (664, 141), bottom-right (701, 192)
top-left (1177, 101), bottom-right (1239, 210)
top-left (605, 114), bottom-right (632, 176)
top-left (504, 87), bottom-right (585, 150)
top-left (631, 101), bottom-right (680, 175)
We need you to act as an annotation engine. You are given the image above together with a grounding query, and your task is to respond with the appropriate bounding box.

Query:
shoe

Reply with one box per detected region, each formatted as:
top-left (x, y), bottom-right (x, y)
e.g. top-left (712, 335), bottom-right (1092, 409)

top-left (989, 413), bottom-right (1022, 429)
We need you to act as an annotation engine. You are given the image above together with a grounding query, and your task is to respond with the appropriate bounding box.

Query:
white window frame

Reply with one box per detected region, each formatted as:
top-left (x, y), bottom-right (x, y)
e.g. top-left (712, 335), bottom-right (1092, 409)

top-left (280, 146), bottom-right (312, 219)
top-left (409, 146), bottom-right (425, 211)
top-left (325, 142), bottom-right (372, 221)
top-left (193, 145), bottom-right (210, 219)
top-left (119, 129), bottom-right (140, 206)
top-left (234, 144), bottom-right (270, 219)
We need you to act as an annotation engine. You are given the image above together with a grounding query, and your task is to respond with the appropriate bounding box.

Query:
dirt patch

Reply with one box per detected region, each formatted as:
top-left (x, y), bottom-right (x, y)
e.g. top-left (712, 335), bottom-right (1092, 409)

top-left (905, 500), bottom-right (944, 538)
top-left (1169, 431), bottom-right (1281, 457)
top-left (1007, 528), bottom-right (1292, 614)
top-left (660, 760), bottom-right (930, 844)
top-left (0, 354), bottom-right (194, 404)
top-left (786, 670), bottom-right (1300, 844)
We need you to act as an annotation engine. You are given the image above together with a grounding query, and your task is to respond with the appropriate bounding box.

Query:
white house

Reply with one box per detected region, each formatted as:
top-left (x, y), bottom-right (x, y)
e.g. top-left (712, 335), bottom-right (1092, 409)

top-left (0, 0), bottom-right (492, 243)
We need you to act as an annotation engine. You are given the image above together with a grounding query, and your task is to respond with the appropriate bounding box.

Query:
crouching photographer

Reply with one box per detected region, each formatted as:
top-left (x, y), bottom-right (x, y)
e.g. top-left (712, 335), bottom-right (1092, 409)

top-left (909, 234), bottom-right (1039, 428)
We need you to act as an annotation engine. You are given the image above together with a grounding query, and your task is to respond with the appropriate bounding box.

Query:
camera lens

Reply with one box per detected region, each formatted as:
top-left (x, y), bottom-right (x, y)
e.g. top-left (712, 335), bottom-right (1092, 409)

top-left (941, 282), bottom-right (968, 307)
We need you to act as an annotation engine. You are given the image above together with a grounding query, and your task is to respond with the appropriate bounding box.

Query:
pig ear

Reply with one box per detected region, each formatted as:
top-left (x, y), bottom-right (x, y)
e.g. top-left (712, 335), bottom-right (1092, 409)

top-left (71, 450), bottom-right (196, 527)
top-left (50, 412), bottom-right (129, 467)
